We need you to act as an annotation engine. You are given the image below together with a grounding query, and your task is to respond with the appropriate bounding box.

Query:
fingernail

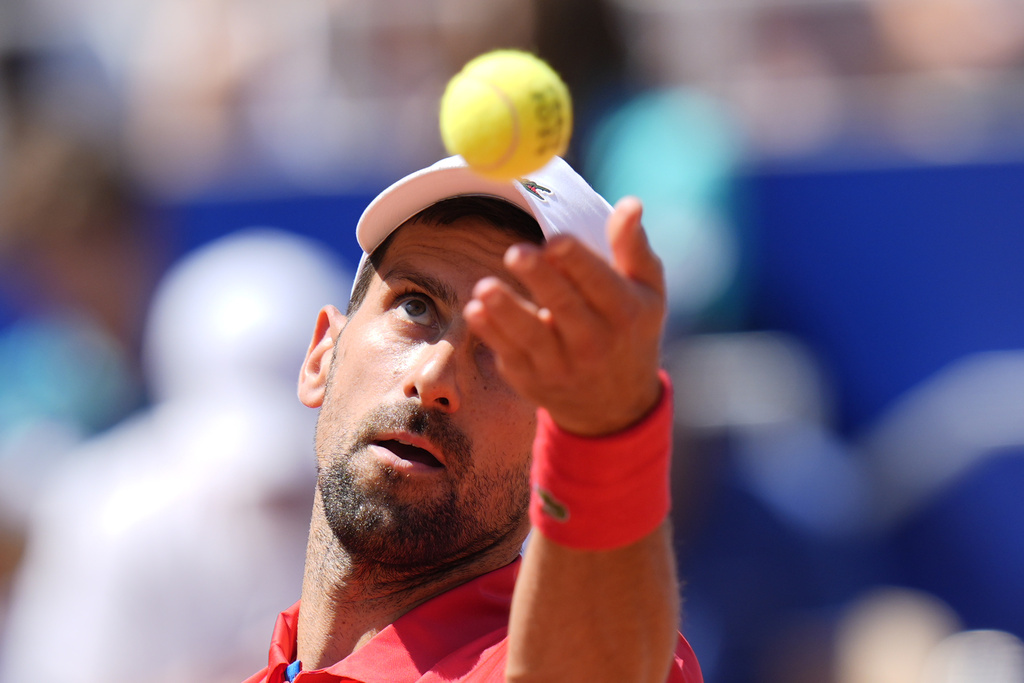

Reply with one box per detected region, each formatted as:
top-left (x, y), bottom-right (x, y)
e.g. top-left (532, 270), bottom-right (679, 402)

top-left (472, 276), bottom-right (500, 300)
top-left (506, 243), bottom-right (538, 267)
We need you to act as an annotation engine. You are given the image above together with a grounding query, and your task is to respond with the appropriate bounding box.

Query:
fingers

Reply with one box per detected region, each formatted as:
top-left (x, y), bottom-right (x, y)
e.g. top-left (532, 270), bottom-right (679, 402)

top-left (467, 196), bottom-right (666, 363)
top-left (464, 276), bottom-right (561, 380)
top-left (606, 197), bottom-right (665, 296)
top-left (507, 198), bottom-right (664, 328)
top-left (516, 237), bottom-right (631, 324)
top-left (503, 243), bottom-right (606, 351)
top-left (464, 196), bottom-right (668, 435)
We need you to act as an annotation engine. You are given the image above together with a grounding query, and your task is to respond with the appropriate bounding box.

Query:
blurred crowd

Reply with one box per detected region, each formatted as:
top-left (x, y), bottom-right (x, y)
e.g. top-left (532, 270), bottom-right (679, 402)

top-left (2, 0), bottom-right (1024, 681)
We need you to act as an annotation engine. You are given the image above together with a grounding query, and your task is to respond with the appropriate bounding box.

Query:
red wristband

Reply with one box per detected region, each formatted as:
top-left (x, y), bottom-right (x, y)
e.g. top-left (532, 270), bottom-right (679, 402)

top-left (529, 370), bottom-right (674, 551)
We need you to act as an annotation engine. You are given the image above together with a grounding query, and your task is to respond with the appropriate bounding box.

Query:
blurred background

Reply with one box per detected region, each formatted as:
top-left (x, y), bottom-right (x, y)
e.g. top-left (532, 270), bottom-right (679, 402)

top-left (1, 0), bottom-right (1023, 681)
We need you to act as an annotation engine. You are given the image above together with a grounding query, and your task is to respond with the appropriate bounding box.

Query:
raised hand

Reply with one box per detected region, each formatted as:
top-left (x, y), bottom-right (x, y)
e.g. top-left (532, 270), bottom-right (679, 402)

top-left (464, 197), bottom-right (666, 436)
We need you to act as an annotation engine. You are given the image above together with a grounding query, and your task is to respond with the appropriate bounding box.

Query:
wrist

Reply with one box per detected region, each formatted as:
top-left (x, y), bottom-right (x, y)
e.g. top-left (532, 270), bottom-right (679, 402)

top-left (544, 373), bottom-right (665, 437)
top-left (529, 370), bottom-right (674, 550)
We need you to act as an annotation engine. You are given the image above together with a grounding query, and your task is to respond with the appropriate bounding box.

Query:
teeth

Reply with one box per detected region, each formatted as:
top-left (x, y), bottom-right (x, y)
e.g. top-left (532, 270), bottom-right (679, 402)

top-left (397, 439), bottom-right (413, 446)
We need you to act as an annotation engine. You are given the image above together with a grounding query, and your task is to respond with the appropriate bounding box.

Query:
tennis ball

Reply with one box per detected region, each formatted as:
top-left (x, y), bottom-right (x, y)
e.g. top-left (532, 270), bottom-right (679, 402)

top-left (440, 50), bottom-right (572, 181)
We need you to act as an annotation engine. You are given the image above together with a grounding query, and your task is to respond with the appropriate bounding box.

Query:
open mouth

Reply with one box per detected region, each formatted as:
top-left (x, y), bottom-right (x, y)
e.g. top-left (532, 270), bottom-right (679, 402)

top-left (376, 439), bottom-right (443, 469)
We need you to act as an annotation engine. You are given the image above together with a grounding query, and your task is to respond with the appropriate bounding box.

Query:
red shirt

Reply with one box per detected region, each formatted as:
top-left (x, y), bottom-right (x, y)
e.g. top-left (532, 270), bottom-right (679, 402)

top-left (243, 558), bottom-right (702, 682)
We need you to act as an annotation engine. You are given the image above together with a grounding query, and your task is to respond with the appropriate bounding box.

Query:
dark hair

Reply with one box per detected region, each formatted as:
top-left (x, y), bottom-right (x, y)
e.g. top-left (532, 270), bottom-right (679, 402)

top-left (346, 196), bottom-right (543, 314)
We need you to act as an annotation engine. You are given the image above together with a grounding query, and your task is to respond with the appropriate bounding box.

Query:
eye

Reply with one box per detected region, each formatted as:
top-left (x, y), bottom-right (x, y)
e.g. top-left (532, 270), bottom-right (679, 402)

top-left (395, 294), bottom-right (436, 326)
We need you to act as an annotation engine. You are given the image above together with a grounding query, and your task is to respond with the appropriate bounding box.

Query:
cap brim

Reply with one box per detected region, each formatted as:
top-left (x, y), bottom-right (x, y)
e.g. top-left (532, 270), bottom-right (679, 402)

top-left (356, 156), bottom-right (533, 255)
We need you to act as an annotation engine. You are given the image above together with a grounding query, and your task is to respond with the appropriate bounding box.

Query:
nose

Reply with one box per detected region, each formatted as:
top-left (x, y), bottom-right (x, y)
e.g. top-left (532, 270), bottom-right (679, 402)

top-left (403, 339), bottom-right (461, 413)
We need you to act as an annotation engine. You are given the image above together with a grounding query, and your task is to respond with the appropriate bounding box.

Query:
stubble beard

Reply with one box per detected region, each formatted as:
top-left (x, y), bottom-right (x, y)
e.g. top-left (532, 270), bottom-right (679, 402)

top-left (315, 401), bottom-right (530, 580)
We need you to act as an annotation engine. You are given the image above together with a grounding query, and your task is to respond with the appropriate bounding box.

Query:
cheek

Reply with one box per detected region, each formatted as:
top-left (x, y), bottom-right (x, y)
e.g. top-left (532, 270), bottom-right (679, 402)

top-left (462, 407), bottom-right (535, 524)
top-left (312, 399), bottom-right (349, 470)
top-left (472, 401), bottom-right (537, 477)
top-left (316, 330), bottom-right (405, 452)
top-left (335, 325), bottom-right (417, 395)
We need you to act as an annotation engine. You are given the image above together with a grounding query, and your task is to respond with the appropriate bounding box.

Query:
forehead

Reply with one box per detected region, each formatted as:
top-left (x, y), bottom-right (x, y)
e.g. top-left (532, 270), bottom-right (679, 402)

top-left (373, 217), bottom-right (524, 289)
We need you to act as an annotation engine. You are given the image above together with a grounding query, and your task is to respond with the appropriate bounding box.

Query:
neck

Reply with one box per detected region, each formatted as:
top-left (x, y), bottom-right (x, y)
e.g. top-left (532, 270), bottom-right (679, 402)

top-left (295, 487), bottom-right (524, 670)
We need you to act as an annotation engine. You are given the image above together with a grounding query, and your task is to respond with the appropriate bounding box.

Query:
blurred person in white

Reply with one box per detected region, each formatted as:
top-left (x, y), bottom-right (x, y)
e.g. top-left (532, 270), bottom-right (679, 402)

top-left (0, 228), bottom-right (352, 683)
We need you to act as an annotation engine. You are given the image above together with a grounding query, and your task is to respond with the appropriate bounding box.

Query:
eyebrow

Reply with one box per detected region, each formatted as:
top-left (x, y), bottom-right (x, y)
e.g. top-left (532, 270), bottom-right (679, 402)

top-left (381, 266), bottom-right (460, 310)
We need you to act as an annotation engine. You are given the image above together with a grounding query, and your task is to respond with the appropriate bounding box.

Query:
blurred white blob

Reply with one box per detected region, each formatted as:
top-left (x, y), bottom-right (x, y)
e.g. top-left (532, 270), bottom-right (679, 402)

top-left (835, 588), bottom-right (1024, 683)
top-left (922, 629), bottom-right (1024, 683)
top-left (836, 587), bottom-right (961, 683)
top-left (860, 351), bottom-right (1024, 527)
top-left (1, 229), bottom-right (352, 683)
top-left (143, 227), bottom-right (352, 402)
top-left (670, 332), bottom-right (831, 432)
top-left (668, 332), bottom-right (871, 537)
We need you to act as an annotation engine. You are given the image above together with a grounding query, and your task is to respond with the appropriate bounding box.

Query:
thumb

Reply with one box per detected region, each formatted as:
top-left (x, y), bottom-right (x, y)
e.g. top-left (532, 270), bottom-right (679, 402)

top-left (607, 196), bottom-right (665, 295)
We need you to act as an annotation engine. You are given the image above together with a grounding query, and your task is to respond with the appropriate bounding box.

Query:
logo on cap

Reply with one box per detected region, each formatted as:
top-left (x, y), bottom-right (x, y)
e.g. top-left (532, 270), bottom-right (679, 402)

top-left (518, 179), bottom-right (552, 201)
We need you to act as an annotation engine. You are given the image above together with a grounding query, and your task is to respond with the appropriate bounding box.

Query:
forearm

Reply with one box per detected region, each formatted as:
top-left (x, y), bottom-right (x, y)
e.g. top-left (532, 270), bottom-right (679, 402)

top-left (505, 521), bottom-right (680, 683)
top-left (505, 367), bottom-right (680, 682)
top-left (465, 198), bottom-right (691, 681)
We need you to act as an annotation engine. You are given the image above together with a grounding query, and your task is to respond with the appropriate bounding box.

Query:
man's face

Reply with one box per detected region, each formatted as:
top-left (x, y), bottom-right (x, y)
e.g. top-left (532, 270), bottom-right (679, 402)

top-left (312, 218), bottom-right (536, 569)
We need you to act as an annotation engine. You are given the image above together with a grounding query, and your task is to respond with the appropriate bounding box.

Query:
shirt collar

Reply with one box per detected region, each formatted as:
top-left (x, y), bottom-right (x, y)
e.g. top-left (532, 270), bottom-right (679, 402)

top-left (265, 558), bottom-right (520, 682)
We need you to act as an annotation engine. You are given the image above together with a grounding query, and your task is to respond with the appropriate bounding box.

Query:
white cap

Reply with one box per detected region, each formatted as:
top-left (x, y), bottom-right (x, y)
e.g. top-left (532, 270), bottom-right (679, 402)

top-left (355, 155), bottom-right (614, 275)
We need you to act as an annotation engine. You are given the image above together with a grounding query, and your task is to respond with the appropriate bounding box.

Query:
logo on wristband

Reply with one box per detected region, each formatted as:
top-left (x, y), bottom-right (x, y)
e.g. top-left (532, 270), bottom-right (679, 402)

top-left (535, 485), bottom-right (570, 522)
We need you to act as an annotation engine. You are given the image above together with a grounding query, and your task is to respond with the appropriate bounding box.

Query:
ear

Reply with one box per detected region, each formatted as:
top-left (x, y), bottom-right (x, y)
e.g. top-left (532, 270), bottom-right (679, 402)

top-left (298, 305), bottom-right (346, 408)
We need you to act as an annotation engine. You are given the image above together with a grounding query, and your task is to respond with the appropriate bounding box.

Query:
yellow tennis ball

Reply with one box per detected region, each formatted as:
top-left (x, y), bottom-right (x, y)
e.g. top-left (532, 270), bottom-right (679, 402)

top-left (440, 50), bottom-right (572, 181)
